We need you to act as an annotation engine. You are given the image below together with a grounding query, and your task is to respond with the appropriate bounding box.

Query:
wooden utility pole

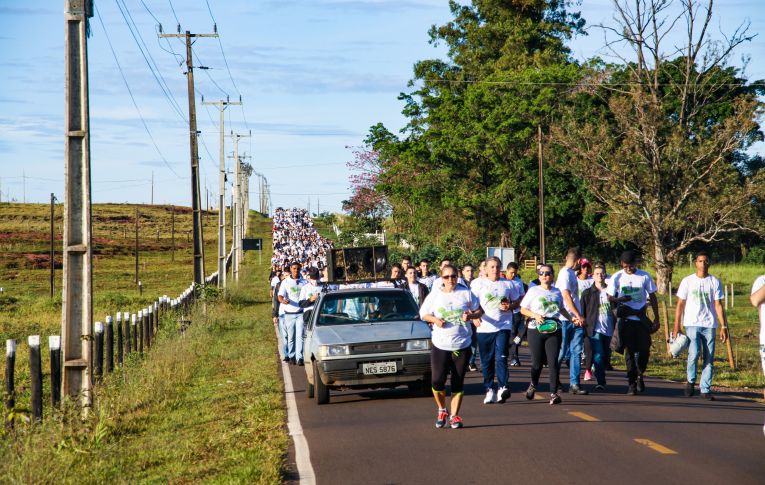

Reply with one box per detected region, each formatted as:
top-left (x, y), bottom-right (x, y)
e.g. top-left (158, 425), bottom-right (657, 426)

top-left (62, 0), bottom-right (94, 409)
top-left (50, 193), bottom-right (56, 298)
top-left (202, 97), bottom-right (241, 289)
top-left (159, 29), bottom-right (218, 286)
top-left (171, 206), bottom-right (175, 262)
top-left (538, 125), bottom-right (546, 263)
top-left (134, 207), bottom-right (139, 284)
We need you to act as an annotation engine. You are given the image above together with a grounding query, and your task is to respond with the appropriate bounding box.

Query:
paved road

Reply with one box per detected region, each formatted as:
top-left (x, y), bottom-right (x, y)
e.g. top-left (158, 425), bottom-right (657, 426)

top-left (285, 348), bottom-right (765, 485)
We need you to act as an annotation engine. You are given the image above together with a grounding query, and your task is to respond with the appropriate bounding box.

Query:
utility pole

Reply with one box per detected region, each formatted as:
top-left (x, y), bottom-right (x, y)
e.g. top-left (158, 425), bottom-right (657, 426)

top-left (62, 0), bottom-right (94, 410)
top-left (50, 193), bottom-right (56, 298)
top-left (203, 97), bottom-right (240, 289)
top-left (171, 206), bottom-right (175, 262)
top-left (22, 170), bottom-right (26, 204)
top-left (159, 28), bottom-right (218, 287)
top-left (135, 207), bottom-right (139, 284)
top-left (538, 125), bottom-right (546, 263)
top-left (228, 131), bottom-right (250, 282)
top-left (151, 171), bottom-right (154, 205)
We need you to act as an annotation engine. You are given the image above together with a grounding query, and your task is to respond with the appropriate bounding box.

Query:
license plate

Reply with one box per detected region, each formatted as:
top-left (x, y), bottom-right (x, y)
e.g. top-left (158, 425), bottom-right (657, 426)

top-left (362, 361), bottom-right (397, 375)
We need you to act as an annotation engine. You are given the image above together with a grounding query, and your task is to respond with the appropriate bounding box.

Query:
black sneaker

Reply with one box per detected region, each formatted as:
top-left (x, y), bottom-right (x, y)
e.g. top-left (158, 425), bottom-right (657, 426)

top-left (636, 376), bottom-right (646, 393)
top-left (525, 384), bottom-right (536, 400)
top-left (549, 393), bottom-right (562, 405)
top-left (594, 384), bottom-right (606, 392)
top-left (282, 357), bottom-right (290, 363)
top-left (297, 359), bottom-right (305, 366)
top-left (290, 358), bottom-right (297, 365)
top-left (701, 392), bottom-right (715, 401)
top-left (684, 382), bottom-right (694, 397)
top-left (570, 385), bottom-right (589, 395)
top-left (627, 384), bottom-right (637, 396)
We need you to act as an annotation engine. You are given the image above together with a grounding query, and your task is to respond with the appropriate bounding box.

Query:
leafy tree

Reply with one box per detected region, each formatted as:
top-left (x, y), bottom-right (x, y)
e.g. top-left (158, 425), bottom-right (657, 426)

top-left (552, 0), bottom-right (765, 292)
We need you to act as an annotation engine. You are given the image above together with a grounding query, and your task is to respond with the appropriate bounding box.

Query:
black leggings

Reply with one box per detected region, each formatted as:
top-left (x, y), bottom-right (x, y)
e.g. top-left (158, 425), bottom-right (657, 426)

top-left (431, 346), bottom-right (472, 394)
top-left (527, 328), bottom-right (562, 392)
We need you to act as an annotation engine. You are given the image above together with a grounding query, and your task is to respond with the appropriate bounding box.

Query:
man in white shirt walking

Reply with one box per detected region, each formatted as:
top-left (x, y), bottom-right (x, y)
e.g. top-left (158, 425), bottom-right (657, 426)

top-left (556, 248), bottom-right (588, 395)
top-left (278, 262), bottom-right (308, 366)
top-left (672, 252), bottom-right (729, 400)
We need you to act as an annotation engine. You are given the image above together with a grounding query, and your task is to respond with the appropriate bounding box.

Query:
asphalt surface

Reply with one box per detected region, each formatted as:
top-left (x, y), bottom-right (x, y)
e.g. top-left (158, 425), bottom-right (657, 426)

top-left (284, 347), bottom-right (765, 485)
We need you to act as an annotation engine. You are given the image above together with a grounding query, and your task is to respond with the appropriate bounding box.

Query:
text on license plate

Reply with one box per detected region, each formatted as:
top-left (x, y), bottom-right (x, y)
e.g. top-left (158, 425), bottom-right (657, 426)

top-left (362, 361), bottom-right (397, 375)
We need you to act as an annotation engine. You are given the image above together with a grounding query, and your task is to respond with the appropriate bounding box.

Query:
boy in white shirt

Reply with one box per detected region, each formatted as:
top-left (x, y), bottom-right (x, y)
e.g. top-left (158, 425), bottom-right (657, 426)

top-left (672, 252), bottom-right (728, 400)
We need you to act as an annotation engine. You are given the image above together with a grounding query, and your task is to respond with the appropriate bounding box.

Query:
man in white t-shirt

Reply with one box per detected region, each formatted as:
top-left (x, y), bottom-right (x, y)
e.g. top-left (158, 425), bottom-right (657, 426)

top-left (278, 262), bottom-right (308, 366)
top-left (672, 252), bottom-right (728, 400)
top-left (470, 256), bottom-right (523, 404)
top-left (608, 250), bottom-right (659, 395)
top-left (749, 272), bottom-right (765, 409)
top-left (556, 248), bottom-right (588, 395)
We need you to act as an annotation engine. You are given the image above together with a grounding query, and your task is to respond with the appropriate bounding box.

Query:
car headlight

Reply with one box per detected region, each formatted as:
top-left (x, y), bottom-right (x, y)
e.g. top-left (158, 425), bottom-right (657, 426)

top-left (406, 339), bottom-right (431, 351)
top-left (320, 344), bottom-right (350, 357)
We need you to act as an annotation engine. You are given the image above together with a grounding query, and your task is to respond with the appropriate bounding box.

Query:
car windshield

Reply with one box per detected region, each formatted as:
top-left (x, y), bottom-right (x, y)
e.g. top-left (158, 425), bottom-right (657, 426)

top-left (317, 291), bottom-right (419, 325)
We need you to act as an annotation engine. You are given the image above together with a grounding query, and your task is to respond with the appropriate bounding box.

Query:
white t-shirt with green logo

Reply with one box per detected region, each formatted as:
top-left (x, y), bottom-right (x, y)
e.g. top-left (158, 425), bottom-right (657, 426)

top-left (298, 281), bottom-right (322, 311)
top-left (470, 277), bottom-right (518, 333)
top-left (594, 287), bottom-right (614, 336)
top-left (676, 274), bottom-right (723, 328)
top-left (520, 286), bottom-right (564, 330)
top-left (278, 276), bottom-right (308, 313)
top-left (420, 287), bottom-right (479, 351)
top-left (750, 275), bottom-right (765, 345)
top-left (607, 269), bottom-right (657, 320)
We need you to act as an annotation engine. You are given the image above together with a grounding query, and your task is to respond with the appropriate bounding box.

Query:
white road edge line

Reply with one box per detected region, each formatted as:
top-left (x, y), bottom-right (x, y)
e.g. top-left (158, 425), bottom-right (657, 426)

top-left (277, 325), bottom-right (317, 485)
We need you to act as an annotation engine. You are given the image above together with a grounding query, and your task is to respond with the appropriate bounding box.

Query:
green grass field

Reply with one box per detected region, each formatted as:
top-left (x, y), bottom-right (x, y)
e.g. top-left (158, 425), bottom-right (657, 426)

top-left (0, 206), bottom-right (287, 483)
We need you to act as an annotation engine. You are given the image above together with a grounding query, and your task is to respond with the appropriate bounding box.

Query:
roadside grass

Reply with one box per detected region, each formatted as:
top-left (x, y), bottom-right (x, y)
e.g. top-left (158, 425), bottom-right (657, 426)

top-left (0, 212), bottom-right (287, 483)
top-left (518, 263), bottom-right (765, 391)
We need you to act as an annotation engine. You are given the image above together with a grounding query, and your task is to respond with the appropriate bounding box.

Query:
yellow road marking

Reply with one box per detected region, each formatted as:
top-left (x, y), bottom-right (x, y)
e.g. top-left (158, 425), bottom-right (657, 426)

top-left (568, 411), bottom-right (600, 422)
top-left (634, 438), bottom-right (678, 455)
top-left (534, 394), bottom-right (545, 400)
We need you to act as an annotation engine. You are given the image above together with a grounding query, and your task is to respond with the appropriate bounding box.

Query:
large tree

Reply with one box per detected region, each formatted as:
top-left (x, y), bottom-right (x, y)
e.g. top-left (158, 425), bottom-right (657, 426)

top-left (552, 0), bottom-right (765, 292)
top-left (370, 0), bottom-right (598, 259)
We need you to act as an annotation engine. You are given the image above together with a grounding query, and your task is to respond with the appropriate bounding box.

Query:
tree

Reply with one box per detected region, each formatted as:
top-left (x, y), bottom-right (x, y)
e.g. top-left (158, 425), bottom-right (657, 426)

top-left (371, 1), bottom-right (598, 258)
top-left (552, 0), bottom-right (765, 292)
top-left (341, 146), bottom-right (390, 231)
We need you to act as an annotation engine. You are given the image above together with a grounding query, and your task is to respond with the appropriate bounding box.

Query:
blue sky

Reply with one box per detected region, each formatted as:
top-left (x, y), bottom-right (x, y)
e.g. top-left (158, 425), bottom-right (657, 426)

top-left (0, 1), bottom-right (762, 212)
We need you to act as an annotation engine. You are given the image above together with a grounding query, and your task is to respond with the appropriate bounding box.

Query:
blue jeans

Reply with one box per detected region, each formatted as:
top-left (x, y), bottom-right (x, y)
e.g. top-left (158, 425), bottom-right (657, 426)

top-left (477, 330), bottom-right (510, 391)
top-left (686, 326), bottom-right (716, 393)
top-left (589, 332), bottom-right (611, 385)
top-left (558, 321), bottom-right (585, 386)
top-left (284, 312), bottom-right (304, 360)
top-left (278, 315), bottom-right (289, 358)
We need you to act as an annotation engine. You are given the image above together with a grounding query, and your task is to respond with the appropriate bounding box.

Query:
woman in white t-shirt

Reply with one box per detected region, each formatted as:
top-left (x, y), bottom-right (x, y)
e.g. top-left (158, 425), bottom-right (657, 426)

top-left (520, 264), bottom-right (577, 405)
top-left (750, 274), bottom-right (765, 408)
top-left (420, 265), bottom-right (483, 429)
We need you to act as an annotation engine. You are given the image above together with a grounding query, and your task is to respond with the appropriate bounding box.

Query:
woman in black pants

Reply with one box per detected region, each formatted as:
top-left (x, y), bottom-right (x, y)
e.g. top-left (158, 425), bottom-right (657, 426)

top-left (520, 264), bottom-right (579, 405)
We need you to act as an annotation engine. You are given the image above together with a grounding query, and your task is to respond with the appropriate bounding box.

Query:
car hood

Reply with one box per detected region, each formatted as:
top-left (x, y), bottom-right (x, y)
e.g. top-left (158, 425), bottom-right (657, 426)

top-left (314, 320), bottom-right (432, 345)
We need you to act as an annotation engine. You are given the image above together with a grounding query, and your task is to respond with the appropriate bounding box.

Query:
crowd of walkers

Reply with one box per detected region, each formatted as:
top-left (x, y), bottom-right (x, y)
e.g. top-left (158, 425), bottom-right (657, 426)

top-left (267, 209), bottom-right (765, 431)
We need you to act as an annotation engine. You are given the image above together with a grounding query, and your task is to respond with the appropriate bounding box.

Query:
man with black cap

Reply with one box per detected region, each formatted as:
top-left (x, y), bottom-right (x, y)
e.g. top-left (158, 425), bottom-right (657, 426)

top-left (608, 250), bottom-right (659, 395)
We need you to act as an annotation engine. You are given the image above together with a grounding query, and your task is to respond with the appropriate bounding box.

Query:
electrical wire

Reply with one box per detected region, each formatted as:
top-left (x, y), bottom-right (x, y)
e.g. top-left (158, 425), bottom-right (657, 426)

top-left (95, 4), bottom-right (182, 178)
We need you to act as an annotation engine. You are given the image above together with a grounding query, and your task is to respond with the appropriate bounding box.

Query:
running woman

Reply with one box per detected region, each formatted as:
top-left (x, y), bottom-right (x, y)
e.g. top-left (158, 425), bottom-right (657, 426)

top-left (420, 265), bottom-right (483, 428)
top-left (520, 264), bottom-right (577, 404)
top-left (750, 271), bottom-right (765, 435)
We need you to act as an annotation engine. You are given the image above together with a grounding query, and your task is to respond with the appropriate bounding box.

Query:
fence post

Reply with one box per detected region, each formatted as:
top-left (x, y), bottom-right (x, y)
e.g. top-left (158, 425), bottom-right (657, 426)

top-left (730, 284), bottom-right (734, 307)
top-left (6, 339), bottom-right (15, 422)
top-left (724, 284), bottom-right (728, 310)
top-left (116, 312), bottom-right (124, 367)
top-left (144, 307), bottom-right (151, 349)
top-left (154, 301), bottom-right (159, 334)
top-left (49, 336), bottom-right (61, 408)
top-left (94, 322), bottom-right (104, 383)
top-left (138, 310), bottom-right (144, 354)
top-left (29, 336), bottom-right (42, 422)
top-left (126, 312), bottom-right (133, 355)
top-left (105, 315), bottom-right (114, 373)
top-left (131, 312), bottom-right (138, 354)
top-left (725, 326), bottom-right (735, 370)
top-left (660, 301), bottom-right (670, 355)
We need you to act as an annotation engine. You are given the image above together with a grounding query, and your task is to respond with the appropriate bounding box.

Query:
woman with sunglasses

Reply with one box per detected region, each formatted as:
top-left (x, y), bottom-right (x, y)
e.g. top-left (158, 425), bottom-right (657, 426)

top-left (520, 264), bottom-right (578, 405)
top-left (420, 264), bottom-right (483, 428)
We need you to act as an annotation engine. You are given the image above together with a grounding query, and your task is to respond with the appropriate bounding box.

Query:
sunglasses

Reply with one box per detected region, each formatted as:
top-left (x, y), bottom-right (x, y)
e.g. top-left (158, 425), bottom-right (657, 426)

top-left (442, 275), bottom-right (458, 279)
top-left (538, 271), bottom-right (553, 276)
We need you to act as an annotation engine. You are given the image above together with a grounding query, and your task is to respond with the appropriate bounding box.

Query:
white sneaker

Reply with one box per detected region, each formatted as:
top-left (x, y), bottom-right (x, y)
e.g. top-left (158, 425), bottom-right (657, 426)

top-left (497, 386), bottom-right (510, 403)
top-left (483, 388), bottom-right (497, 404)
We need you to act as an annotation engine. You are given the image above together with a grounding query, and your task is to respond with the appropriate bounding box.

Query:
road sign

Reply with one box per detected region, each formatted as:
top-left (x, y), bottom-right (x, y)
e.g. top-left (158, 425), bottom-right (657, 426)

top-left (242, 238), bottom-right (263, 251)
top-left (486, 246), bottom-right (515, 269)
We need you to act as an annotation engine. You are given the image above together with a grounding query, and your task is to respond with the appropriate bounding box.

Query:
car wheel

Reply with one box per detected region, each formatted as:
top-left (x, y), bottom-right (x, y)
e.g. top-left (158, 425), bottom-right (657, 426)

top-left (306, 378), bottom-right (315, 399)
top-left (314, 360), bottom-right (330, 405)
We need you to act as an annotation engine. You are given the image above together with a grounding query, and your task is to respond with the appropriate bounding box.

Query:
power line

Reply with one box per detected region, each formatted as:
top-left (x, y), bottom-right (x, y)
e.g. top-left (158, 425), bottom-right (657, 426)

top-left (95, 4), bottom-right (182, 179)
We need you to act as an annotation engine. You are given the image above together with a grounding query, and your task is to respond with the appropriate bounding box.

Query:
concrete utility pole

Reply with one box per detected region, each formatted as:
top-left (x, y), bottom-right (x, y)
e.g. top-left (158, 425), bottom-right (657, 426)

top-left (134, 207), bottom-right (139, 284)
top-left (62, 0), bottom-right (94, 409)
top-left (202, 98), bottom-right (241, 289)
top-left (159, 28), bottom-right (218, 286)
top-left (228, 131), bottom-right (250, 282)
top-left (150, 171), bottom-right (154, 205)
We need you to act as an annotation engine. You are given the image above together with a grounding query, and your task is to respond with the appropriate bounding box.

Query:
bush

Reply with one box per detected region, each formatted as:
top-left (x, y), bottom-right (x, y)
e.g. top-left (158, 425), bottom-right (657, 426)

top-left (742, 246), bottom-right (765, 265)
